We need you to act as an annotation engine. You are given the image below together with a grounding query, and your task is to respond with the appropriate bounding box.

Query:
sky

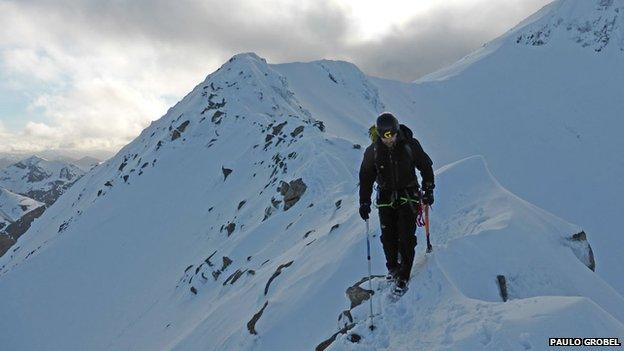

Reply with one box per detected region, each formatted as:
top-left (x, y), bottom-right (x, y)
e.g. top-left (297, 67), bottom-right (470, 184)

top-left (0, 0), bottom-right (553, 158)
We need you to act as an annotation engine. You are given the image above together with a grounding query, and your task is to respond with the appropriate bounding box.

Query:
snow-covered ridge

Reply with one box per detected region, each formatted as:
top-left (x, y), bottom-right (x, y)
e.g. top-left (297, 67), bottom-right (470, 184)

top-left (329, 156), bottom-right (623, 350)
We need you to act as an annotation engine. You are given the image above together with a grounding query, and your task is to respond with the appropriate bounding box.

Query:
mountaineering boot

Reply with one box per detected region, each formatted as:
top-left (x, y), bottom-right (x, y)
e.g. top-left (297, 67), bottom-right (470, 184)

top-left (393, 278), bottom-right (408, 296)
top-left (386, 268), bottom-right (399, 281)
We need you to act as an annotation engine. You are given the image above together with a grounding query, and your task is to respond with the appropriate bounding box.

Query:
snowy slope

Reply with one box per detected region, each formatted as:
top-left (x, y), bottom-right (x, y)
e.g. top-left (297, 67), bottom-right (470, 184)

top-left (0, 50), bottom-right (621, 351)
top-left (329, 156), bottom-right (624, 350)
top-left (0, 186), bottom-right (43, 231)
top-left (0, 155), bottom-right (85, 205)
top-left (274, 0), bottom-right (624, 295)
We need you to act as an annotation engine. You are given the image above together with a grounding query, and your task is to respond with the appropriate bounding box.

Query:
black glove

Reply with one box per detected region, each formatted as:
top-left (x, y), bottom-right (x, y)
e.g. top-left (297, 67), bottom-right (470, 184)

top-left (359, 203), bottom-right (371, 220)
top-left (422, 182), bottom-right (435, 206)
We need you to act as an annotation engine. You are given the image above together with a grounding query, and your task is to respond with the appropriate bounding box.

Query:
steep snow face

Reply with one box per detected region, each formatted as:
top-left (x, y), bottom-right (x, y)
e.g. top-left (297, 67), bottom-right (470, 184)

top-left (514, 0), bottom-right (624, 52)
top-left (0, 187), bottom-right (42, 231)
top-left (0, 52), bottom-right (621, 351)
top-left (0, 156), bottom-right (85, 205)
top-left (0, 53), bottom-right (363, 351)
top-left (273, 60), bottom-right (386, 142)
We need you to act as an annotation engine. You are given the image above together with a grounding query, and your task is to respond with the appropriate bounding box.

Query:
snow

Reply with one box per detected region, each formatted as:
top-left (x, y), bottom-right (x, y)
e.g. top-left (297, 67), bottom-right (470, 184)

top-left (0, 187), bottom-right (43, 230)
top-left (0, 1), bottom-right (623, 349)
top-left (328, 156), bottom-right (624, 350)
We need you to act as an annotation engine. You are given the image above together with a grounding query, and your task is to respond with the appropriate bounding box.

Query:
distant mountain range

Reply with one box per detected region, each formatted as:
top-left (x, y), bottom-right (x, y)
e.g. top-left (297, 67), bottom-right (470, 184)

top-left (0, 153), bottom-right (102, 172)
top-left (0, 156), bottom-right (88, 256)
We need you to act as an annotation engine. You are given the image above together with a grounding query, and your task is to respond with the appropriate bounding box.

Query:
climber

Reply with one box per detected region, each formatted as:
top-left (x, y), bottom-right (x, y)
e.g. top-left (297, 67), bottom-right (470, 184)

top-left (358, 112), bottom-right (435, 293)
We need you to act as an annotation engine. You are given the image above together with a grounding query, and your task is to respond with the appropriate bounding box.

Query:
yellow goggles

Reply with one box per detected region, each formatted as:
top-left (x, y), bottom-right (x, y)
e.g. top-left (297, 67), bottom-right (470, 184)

top-left (382, 130), bottom-right (396, 139)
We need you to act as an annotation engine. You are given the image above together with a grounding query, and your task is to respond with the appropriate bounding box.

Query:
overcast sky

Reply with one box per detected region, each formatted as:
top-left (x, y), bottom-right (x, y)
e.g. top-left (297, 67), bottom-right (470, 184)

top-left (0, 0), bottom-right (552, 158)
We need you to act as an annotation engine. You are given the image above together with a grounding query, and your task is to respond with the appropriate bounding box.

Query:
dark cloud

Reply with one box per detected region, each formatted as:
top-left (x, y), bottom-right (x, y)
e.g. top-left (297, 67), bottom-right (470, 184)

top-left (12, 0), bottom-right (352, 67)
top-left (11, 0), bottom-right (553, 81)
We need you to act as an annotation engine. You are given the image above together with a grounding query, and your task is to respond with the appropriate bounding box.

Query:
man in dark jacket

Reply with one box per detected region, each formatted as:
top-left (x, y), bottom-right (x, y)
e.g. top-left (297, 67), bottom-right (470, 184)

top-left (358, 112), bottom-right (435, 292)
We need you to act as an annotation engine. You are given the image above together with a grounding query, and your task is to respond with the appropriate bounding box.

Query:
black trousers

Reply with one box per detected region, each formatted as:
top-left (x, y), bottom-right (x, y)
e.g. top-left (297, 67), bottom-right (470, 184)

top-left (378, 204), bottom-right (418, 281)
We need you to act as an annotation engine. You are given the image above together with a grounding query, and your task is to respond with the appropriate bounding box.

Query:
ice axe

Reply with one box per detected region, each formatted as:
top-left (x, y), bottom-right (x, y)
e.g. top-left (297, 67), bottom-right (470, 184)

top-left (424, 205), bottom-right (433, 253)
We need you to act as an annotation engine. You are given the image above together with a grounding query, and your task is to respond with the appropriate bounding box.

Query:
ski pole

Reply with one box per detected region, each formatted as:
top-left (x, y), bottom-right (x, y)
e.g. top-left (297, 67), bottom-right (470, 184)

top-left (424, 205), bottom-right (433, 253)
top-left (365, 219), bottom-right (375, 331)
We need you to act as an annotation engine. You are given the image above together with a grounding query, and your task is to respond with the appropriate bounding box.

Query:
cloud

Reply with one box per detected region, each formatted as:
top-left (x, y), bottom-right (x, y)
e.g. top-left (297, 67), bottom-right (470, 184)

top-left (0, 0), bottom-right (553, 155)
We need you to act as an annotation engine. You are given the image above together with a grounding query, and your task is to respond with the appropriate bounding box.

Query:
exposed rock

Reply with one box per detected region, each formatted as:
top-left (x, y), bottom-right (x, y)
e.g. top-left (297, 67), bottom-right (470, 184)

top-left (0, 235), bottom-right (16, 257)
top-left (263, 206), bottom-right (274, 221)
top-left (335, 200), bottom-right (342, 209)
top-left (315, 323), bottom-right (355, 351)
top-left (171, 121), bottom-right (190, 141)
top-left (237, 200), bottom-right (246, 210)
top-left (270, 197), bottom-right (281, 208)
top-left (221, 256), bottom-right (233, 271)
top-left (278, 178), bottom-right (307, 211)
top-left (338, 310), bottom-right (353, 324)
top-left (25, 180), bottom-right (77, 206)
top-left (346, 285), bottom-right (373, 309)
top-left (211, 111), bottom-right (225, 124)
top-left (353, 144), bottom-right (361, 149)
top-left (313, 120), bottom-right (325, 132)
top-left (264, 260), bottom-right (294, 295)
top-left (3, 205), bottom-right (46, 251)
top-left (226, 222), bottom-right (236, 236)
top-left (272, 121), bottom-right (288, 136)
top-left (223, 269), bottom-right (246, 286)
top-left (497, 275), bottom-right (508, 302)
top-left (212, 270), bottom-right (221, 281)
top-left (204, 250), bottom-right (217, 266)
top-left (330, 224), bottom-right (340, 232)
top-left (247, 301), bottom-right (268, 335)
top-left (222, 167), bottom-right (233, 181)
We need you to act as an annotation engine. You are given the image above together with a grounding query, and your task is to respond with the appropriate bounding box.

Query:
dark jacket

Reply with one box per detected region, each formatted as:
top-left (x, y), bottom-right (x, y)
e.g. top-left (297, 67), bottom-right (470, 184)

top-left (359, 124), bottom-right (434, 206)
